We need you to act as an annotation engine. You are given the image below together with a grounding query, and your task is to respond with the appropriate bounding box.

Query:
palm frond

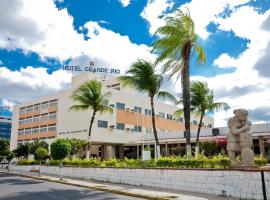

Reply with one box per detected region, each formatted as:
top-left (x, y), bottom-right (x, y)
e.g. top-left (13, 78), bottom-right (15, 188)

top-left (157, 91), bottom-right (178, 104)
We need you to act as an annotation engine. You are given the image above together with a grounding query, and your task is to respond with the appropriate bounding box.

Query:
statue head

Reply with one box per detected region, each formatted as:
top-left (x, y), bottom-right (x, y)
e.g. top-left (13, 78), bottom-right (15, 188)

top-left (233, 108), bottom-right (248, 122)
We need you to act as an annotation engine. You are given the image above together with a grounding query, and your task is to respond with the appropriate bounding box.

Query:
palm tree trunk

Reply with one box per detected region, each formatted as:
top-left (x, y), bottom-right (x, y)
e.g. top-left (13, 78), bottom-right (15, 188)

top-left (150, 96), bottom-right (160, 158)
top-left (86, 109), bottom-right (97, 159)
top-left (182, 43), bottom-right (191, 158)
top-left (195, 111), bottom-right (205, 158)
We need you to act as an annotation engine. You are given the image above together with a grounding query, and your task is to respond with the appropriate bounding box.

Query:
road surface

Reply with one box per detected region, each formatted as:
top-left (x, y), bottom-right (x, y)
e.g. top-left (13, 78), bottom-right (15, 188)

top-left (0, 172), bottom-right (142, 200)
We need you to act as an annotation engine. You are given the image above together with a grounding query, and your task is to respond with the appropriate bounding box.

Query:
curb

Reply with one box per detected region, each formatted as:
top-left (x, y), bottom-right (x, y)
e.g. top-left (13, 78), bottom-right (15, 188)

top-left (4, 170), bottom-right (174, 200)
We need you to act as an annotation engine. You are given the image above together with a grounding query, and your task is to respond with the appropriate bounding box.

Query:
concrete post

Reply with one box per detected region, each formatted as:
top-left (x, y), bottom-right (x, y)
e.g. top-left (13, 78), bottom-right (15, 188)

top-left (119, 144), bottom-right (124, 160)
top-left (259, 136), bottom-right (265, 156)
top-left (165, 142), bottom-right (168, 157)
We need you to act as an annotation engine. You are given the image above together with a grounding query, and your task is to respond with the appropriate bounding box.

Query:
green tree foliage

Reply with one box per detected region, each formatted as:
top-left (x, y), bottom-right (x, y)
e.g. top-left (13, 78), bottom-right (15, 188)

top-left (29, 140), bottom-right (49, 160)
top-left (152, 9), bottom-right (206, 157)
top-left (64, 138), bottom-right (88, 156)
top-left (13, 143), bottom-right (30, 158)
top-left (35, 147), bottom-right (48, 161)
top-left (118, 59), bottom-right (176, 158)
top-left (200, 141), bottom-right (222, 157)
top-left (0, 139), bottom-right (10, 156)
top-left (51, 139), bottom-right (71, 161)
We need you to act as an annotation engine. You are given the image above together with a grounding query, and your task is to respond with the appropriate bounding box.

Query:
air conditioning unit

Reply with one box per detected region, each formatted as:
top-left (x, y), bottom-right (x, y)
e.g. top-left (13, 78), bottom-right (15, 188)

top-left (212, 128), bottom-right (220, 136)
top-left (126, 108), bottom-right (130, 112)
top-left (126, 128), bottom-right (131, 131)
top-left (109, 104), bottom-right (115, 108)
top-left (131, 109), bottom-right (134, 112)
top-left (109, 125), bottom-right (115, 129)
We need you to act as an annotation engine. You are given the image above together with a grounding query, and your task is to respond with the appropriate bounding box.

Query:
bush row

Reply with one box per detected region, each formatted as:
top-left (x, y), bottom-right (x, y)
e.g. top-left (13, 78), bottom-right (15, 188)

top-left (18, 155), bottom-right (268, 169)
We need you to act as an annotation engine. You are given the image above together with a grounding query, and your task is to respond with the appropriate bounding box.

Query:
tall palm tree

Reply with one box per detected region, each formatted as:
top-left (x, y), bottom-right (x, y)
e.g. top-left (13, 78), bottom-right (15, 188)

top-left (152, 9), bottom-right (206, 157)
top-left (69, 80), bottom-right (113, 158)
top-left (118, 59), bottom-right (176, 158)
top-left (174, 81), bottom-right (229, 157)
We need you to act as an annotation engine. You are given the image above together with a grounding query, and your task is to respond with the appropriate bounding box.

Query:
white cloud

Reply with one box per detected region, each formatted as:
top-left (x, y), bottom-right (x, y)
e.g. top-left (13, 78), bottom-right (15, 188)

top-left (141, 0), bottom-right (174, 35)
top-left (0, 66), bottom-right (72, 103)
top-left (0, 99), bottom-right (17, 112)
top-left (118, 0), bottom-right (131, 7)
top-left (213, 53), bottom-right (237, 68)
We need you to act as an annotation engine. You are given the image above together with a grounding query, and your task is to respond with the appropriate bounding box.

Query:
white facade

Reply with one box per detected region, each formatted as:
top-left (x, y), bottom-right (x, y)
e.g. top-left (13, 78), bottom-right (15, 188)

top-left (10, 73), bottom-right (214, 157)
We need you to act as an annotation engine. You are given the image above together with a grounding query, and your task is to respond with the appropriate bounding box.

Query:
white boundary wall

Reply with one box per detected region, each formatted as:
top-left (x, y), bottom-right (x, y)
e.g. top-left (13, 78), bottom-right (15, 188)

top-left (10, 165), bottom-right (270, 200)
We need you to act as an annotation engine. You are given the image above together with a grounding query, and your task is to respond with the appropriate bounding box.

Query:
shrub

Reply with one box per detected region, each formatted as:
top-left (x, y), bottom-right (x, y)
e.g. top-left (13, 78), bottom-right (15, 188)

top-left (254, 155), bottom-right (268, 166)
top-left (200, 141), bottom-right (221, 156)
top-left (18, 160), bottom-right (39, 165)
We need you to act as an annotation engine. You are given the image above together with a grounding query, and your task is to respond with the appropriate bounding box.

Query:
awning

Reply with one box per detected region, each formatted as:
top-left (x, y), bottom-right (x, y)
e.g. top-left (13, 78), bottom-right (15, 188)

top-left (215, 136), bottom-right (227, 145)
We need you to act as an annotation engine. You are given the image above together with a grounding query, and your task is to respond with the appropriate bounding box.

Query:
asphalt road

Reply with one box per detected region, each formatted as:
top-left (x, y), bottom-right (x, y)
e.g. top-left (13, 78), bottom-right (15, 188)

top-left (0, 172), bottom-right (142, 200)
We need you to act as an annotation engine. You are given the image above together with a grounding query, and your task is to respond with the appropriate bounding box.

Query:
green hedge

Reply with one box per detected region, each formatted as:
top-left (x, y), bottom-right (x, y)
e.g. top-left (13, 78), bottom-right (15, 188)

top-left (18, 160), bottom-right (39, 165)
top-left (18, 155), bottom-right (268, 169)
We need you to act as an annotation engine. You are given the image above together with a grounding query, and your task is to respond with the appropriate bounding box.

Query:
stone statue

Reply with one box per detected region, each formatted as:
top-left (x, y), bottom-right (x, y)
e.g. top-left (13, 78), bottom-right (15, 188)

top-left (227, 109), bottom-right (255, 167)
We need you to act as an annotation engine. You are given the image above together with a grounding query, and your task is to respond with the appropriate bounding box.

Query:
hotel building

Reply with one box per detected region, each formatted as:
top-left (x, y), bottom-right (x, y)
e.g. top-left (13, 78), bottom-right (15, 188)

top-left (10, 73), bottom-right (214, 159)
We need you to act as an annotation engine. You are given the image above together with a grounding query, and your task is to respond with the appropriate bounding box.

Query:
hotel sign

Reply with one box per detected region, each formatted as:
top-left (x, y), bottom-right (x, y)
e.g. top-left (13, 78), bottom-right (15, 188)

top-left (61, 61), bottom-right (120, 74)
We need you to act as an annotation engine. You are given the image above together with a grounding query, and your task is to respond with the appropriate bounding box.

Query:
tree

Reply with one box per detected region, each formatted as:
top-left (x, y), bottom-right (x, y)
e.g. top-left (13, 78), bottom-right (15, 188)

top-left (64, 138), bottom-right (88, 158)
top-left (13, 143), bottom-right (29, 159)
top-left (0, 139), bottom-right (10, 156)
top-left (6, 150), bottom-right (14, 172)
top-left (50, 139), bottom-right (71, 181)
top-left (152, 9), bottom-right (206, 157)
top-left (69, 80), bottom-right (113, 158)
top-left (29, 140), bottom-right (49, 160)
top-left (35, 147), bottom-right (48, 177)
top-left (118, 59), bottom-right (176, 158)
top-left (175, 81), bottom-right (229, 157)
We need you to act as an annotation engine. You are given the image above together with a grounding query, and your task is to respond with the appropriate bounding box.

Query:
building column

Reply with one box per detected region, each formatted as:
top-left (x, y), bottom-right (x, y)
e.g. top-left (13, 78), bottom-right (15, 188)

top-left (101, 144), bottom-right (109, 160)
top-left (259, 136), bottom-right (265, 156)
top-left (165, 142), bottom-right (168, 157)
top-left (119, 144), bottom-right (124, 160)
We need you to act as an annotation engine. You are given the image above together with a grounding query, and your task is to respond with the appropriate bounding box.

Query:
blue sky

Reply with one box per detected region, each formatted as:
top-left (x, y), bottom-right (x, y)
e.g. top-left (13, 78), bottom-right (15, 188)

top-left (0, 0), bottom-right (269, 125)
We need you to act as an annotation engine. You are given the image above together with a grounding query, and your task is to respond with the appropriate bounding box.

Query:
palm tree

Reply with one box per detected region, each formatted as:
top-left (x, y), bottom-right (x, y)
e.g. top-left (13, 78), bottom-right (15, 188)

top-left (152, 9), bottom-right (206, 157)
top-left (69, 80), bottom-right (113, 158)
top-left (174, 81), bottom-right (229, 157)
top-left (118, 59), bottom-right (176, 158)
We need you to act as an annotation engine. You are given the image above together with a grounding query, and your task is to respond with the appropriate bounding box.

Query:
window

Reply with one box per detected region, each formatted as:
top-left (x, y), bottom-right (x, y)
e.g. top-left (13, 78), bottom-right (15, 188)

top-left (134, 126), bottom-right (142, 132)
top-left (19, 119), bottom-right (25, 125)
top-left (40, 126), bottom-right (47, 133)
top-left (98, 120), bottom-right (108, 128)
top-left (41, 102), bottom-right (48, 110)
top-left (49, 113), bottom-right (56, 120)
top-left (111, 83), bottom-right (120, 88)
top-left (33, 116), bottom-right (40, 122)
top-left (26, 106), bottom-right (33, 113)
top-left (158, 112), bottom-right (165, 118)
top-left (116, 123), bottom-right (125, 130)
top-left (193, 120), bottom-right (197, 125)
top-left (134, 106), bottom-right (142, 113)
top-left (49, 100), bottom-right (57, 108)
top-left (177, 117), bottom-right (184, 122)
top-left (18, 130), bottom-right (24, 135)
top-left (20, 108), bottom-right (26, 115)
top-left (103, 99), bottom-right (109, 106)
top-left (24, 128), bottom-right (31, 135)
top-left (167, 114), bottom-right (173, 120)
top-left (208, 124), bottom-right (212, 128)
top-left (25, 117), bottom-right (33, 124)
top-left (145, 127), bottom-right (152, 133)
top-left (145, 109), bottom-right (151, 116)
top-left (32, 127), bottom-right (39, 134)
top-left (40, 114), bottom-right (48, 122)
top-left (48, 125), bottom-right (56, 132)
top-left (116, 102), bottom-right (125, 110)
top-left (34, 104), bottom-right (40, 112)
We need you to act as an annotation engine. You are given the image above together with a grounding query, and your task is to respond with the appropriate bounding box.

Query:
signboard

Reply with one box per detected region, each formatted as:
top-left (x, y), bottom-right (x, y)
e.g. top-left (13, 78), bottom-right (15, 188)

top-left (61, 61), bottom-right (120, 75)
top-left (142, 150), bottom-right (151, 161)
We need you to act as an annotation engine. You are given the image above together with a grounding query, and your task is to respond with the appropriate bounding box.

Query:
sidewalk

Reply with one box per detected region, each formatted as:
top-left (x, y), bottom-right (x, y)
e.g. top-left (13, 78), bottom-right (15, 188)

top-left (1, 168), bottom-right (237, 200)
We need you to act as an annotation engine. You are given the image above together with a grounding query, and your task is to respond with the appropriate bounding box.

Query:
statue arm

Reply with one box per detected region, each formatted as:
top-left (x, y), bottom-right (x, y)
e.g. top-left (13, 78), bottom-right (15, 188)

top-left (228, 119), bottom-right (250, 135)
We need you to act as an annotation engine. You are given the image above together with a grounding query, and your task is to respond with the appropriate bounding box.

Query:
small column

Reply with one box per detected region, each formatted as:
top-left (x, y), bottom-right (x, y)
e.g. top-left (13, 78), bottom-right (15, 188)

top-left (119, 144), bottom-right (124, 160)
top-left (165, 142), bottom-right (168, 157)
top-left (101, 144), bottom-right (109, 160)
top-left (259, 136), bottom-right (265, 156)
